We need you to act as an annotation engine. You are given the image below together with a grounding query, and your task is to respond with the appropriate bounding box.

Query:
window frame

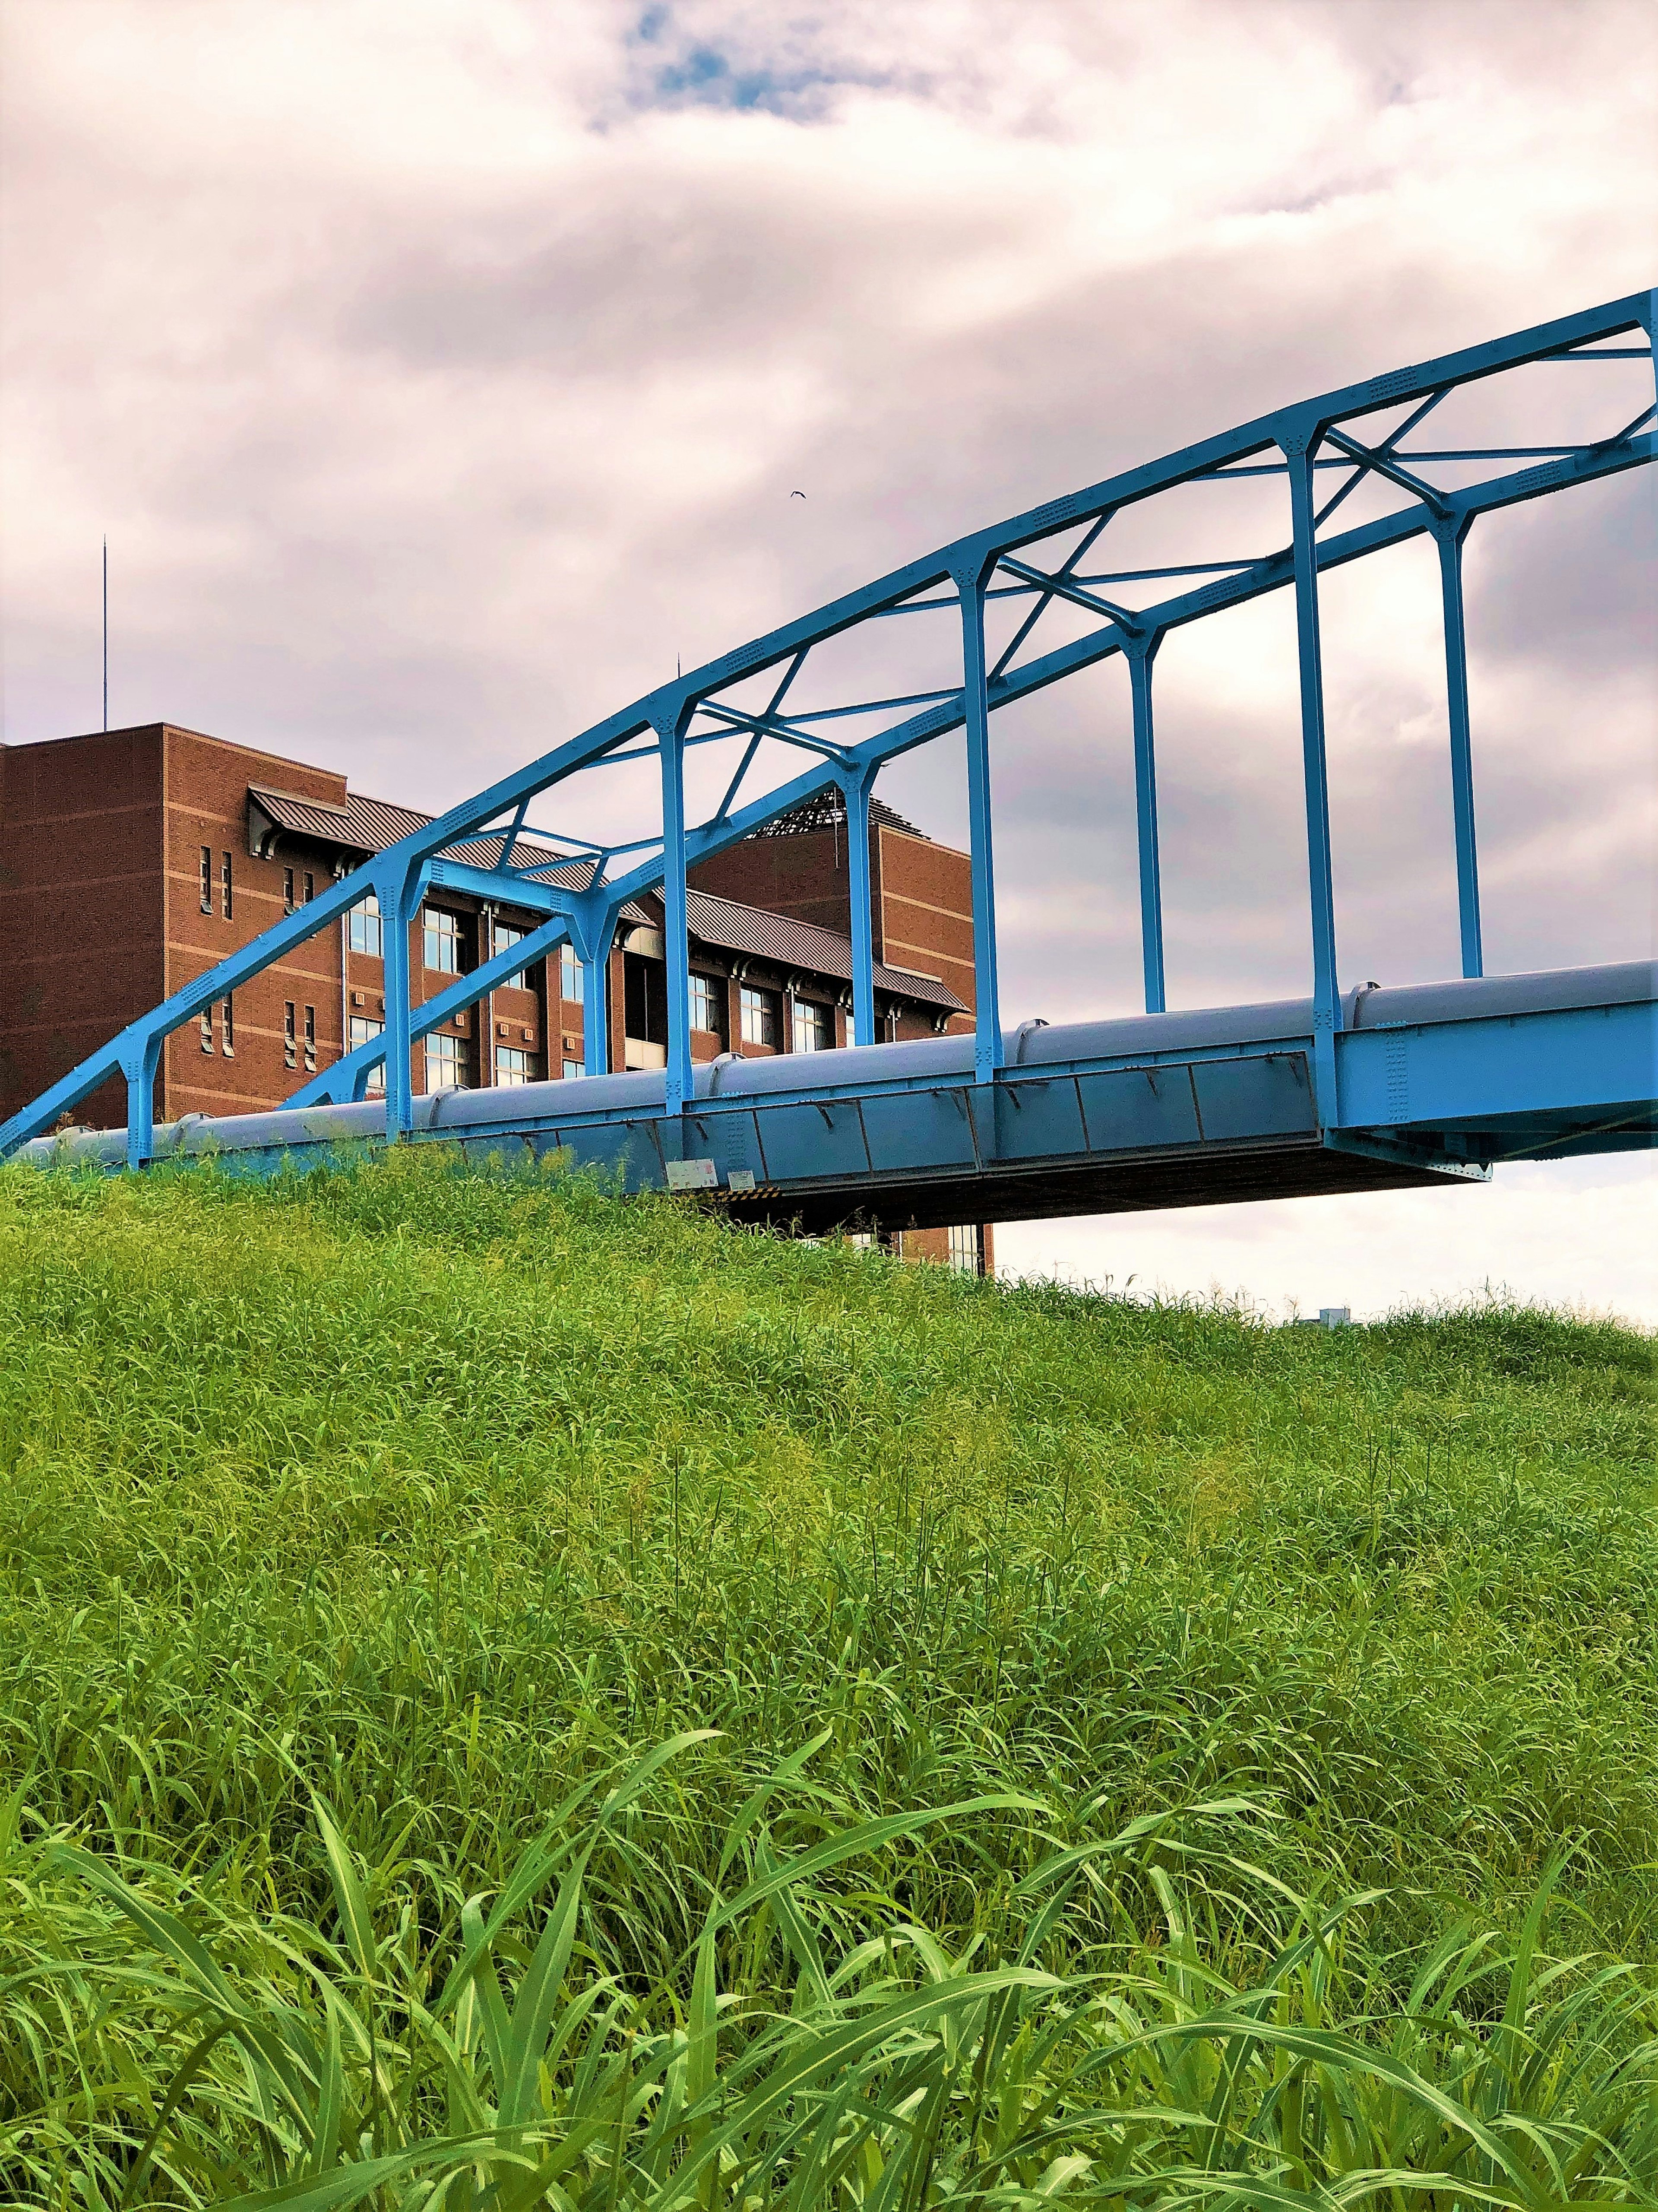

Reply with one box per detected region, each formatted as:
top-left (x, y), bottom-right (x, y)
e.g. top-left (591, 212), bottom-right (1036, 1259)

top-left (739, 983), bottom-right (781, 1048)
top-left (424, 1030), bottom-right (471, 1090)
top-left (423, 906), bottom-right (463, 975)
top-left (689, 971), bottom-right (725, 1036)
top-left (348, 893), bottom-right (383, 959)
top-left (494, 919), bottom-right (529, 988)
top-left (348, 1014), bottom-right (386, 1096)
top-left (792, 998), bottom-right (833, 1053)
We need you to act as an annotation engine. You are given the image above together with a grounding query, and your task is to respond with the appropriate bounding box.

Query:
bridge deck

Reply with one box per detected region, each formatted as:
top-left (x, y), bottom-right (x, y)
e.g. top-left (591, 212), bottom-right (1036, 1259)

top-left (22, 962), bottom-right (1653, 1233)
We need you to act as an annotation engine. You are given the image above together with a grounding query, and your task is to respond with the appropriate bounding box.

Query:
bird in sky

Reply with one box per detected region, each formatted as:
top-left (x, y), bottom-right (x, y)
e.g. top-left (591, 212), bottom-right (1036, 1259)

top-left (791, 490), bottom-right (806, 498)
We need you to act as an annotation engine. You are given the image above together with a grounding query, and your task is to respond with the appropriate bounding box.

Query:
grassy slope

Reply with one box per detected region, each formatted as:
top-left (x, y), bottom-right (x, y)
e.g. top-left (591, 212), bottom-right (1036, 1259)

top-left (2, 1150), bottom-right (1652, 1938)
top-left (2, 1151), bottom-right (1655, 2202)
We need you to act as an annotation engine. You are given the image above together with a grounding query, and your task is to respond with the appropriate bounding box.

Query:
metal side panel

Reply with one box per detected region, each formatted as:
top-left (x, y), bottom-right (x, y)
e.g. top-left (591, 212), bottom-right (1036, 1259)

top-left (553, 1117), bottom-right (667, 1192)
top-left (755, 1098), bottom-right (872, 1182)
top-left (1076, 1065), bottom-right (1201, 1152)
top-left (1192, 1052), bottom-right (1316, 1140)
top-left (859, 1087), bottom-right (978, 1175)
top-left (972, 1076), bottom-right (1088, 1163)
top-left (1337, 1001), bottom-right (1658, 1128)
top-left (685, 1108), bottom-right (765, 1185)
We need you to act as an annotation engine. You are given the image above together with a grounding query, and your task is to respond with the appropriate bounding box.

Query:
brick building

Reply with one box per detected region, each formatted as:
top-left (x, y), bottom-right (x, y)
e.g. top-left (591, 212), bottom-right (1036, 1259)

top-left (0, 722), bottom-right (991, 1270)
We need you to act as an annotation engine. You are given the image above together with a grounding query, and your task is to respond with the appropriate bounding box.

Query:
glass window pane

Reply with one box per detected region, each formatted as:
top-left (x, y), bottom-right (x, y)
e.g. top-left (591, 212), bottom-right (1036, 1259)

top-left (559, 944), bottom-right (584, 1005)
top-left (740, 986), bottom-right (779, 1046)
top-left (423, 908), bottom-right (462, 974)
top-left (793, 999), bottom-right (832, 1052)
top-left (349, 1015), bottom-right (386, 1096)
top-left (689, 973), bottom-right (724, 1034)
top-left (424, 1031), bottom-right (471, 1088)
top-left (494, 1046), bottom-right (533, 1085)
top-left (494, 921), bottom-right (528, 987)
top-left (349, 893), bottom-right (383, 958)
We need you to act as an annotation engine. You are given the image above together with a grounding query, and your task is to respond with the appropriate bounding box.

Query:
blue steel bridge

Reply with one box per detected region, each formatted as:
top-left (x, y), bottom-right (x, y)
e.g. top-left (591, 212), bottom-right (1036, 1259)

top-left (6, 293), bottom-right (1655, 1235)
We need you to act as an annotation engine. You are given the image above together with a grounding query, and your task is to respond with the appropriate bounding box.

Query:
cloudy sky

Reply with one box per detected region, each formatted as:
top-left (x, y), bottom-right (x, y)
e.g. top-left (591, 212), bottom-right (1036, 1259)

top-left (2, 0), bottom-right (1653, 1319)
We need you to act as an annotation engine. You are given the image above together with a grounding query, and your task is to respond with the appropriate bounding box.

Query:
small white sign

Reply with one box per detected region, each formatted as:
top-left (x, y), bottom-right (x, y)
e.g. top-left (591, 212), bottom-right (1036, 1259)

top-left (665, 1157), bottom-right (718, 1192)
top-left (727, 1168), bottom-right (757, 1195)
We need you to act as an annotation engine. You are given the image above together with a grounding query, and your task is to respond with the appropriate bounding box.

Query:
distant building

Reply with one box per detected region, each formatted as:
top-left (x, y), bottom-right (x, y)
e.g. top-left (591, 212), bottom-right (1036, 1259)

top-left (0, 723), bottom-right (991, 1271)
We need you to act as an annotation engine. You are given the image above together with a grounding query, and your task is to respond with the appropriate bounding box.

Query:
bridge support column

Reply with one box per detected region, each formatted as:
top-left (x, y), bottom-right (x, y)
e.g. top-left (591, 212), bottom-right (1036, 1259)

top-left (655, 705), bottom-right (695, 1116)
top-left (580, 908), bottom-right (615, 1078)
top-left (1281, 428), bottom-right (1342, 1117)
top-left (840, 764), bottom-right (878, 1044)
top-left (119, 1031), bottom-right (162, 1170)
top-left (1126, 632), bottom-right (1166, 1015)
top-left (1433, 513), bottom-right (1482, 979)
top-left (379, 859), bottom-right (430, 1139)
top-left (954, 554), bottom-right (1004, 1085)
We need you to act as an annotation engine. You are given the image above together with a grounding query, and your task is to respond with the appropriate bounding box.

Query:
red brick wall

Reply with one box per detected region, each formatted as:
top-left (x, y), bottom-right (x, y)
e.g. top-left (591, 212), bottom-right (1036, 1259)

top-left (0, 725), bottom-right (168, 1127)
top-left (689, 826), bottom-right (851, 935)
top-left (689, 820), bottom-right (975, 1034)
top-left (162, 724), bottom-right (350, 1120)
top-left (875, 828), bottom-right (974, 1015)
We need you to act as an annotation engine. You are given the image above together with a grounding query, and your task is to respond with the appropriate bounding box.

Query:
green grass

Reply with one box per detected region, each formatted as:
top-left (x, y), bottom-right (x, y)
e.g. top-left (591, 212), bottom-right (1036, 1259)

top-left (0, 1149), bottom-right (1654, 2206)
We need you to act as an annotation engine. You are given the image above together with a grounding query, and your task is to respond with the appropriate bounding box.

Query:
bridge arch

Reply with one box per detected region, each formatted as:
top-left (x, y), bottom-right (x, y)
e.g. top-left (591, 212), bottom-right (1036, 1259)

top-left (3, 288), bottom-right (1652, 1174)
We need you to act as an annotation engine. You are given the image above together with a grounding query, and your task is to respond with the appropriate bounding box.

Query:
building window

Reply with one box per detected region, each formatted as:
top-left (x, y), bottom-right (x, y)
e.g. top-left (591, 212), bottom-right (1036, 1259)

top-left (221, 995), bottom-right (234, 1057)
top-left (740, 984), bottom-right (780, 1048)
top-left (563, 1058), bottom-right (583, 1080)
top-left (423, 907), bottom-right (462, 974)
top-left (689, 972), bottom-right (725, 1036)
top-left (348, 892), bottom-right (383, 958)
top-left (349, 1014), bottom-right (386, 1096)
top-left (495, 1046), bottom-right (533, 1085)
top-left (948, 1225), bottom-right (984, 1277)
top-left (559, 943), bottom-right (583, 1005)
top-left (283, 867), bottom-right (295, 913)
top-left (199, 847), bottom-right (212, 915)
top-left (494, 919), bottom-right (528, 986)
top-left (303, 1004), bottom-right (316, 1073)
top-left (199, 1007), bottom-right (213, 1053)
top-left (284, 1002), bottom-right (297, 1070)
top-left (221, 852), bottom-right (233, 920)
top-left (792, 998), bottom-right (833, 1052)
top-left (425, 1031), bottom-right (471, 1089)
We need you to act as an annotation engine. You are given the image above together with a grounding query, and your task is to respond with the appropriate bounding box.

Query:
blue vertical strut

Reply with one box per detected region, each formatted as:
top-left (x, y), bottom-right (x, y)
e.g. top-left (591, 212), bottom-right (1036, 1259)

top-left (581, 909), bottom-right (614, 1078)
top-left (1281, 430), bottom-right (1342, 1117)
top-left (841, 765), bottom-right (878, 1045)
top-left (955, 556), bottom-right (1004, 1084)
top-left (120, 1033), bottom-right (161, 1169)
top-left (1434, 514), bottom-right (1482, 979)
top-left (656, 707), bottom-right (694, 1117)
top-left (1126, 634), bottom-right (1166, 1015)
top-left (380, 860), bottom-right (430, 1138)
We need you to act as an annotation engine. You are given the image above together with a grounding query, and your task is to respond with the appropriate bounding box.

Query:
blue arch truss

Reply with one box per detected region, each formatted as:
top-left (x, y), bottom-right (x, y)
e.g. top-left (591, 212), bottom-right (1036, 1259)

top-left (3, 289), bottom-right (1654, 1185)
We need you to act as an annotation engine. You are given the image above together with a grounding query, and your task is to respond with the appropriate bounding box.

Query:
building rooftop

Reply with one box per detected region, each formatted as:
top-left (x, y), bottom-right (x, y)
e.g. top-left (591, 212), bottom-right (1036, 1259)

top-left (755, 789), bottom-right (924, 839)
